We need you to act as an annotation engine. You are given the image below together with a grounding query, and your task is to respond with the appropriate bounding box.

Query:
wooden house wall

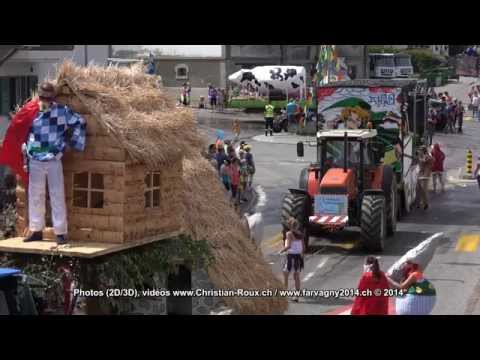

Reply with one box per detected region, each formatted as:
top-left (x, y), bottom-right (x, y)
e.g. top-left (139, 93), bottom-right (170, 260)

top-left (124, 160), bottom-right (183, 242)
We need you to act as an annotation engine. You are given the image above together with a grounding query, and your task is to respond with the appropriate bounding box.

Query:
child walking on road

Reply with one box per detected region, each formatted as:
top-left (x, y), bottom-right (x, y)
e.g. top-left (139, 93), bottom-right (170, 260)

top-left (279, 217), bottom-right (305, 302)
top-left (431, 143), bottom-right (446, 193)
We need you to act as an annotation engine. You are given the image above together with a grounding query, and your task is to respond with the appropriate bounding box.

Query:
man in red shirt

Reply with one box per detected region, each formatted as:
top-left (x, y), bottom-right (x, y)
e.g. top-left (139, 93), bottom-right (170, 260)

top-left (431, 143), bottom-right (446, 193)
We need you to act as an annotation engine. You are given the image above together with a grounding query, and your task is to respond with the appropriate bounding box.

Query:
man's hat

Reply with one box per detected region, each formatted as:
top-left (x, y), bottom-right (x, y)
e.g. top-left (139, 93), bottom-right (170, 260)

top-left (38, 82), bottom-right (56, 100)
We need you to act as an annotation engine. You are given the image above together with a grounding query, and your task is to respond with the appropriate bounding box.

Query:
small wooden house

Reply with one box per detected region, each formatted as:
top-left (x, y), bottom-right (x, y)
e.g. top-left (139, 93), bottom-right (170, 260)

top-left (6, 61), bottom-right (287, 315)
top-left (15, 62), bottom-right (192, 245)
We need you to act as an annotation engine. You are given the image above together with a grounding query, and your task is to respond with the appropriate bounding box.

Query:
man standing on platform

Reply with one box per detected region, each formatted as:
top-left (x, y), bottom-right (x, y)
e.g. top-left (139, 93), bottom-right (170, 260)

top-left (23, 82), bottom-right (86, 244)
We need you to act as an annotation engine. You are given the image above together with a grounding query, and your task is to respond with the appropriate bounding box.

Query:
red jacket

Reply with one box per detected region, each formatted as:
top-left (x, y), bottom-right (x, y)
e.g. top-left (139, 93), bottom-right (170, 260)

top-left (431, 147), bottom-right (445, 172)
top-left (0, 99), bottom-right (39, 186)
top-left (351, 271), bottom-right (389, 315)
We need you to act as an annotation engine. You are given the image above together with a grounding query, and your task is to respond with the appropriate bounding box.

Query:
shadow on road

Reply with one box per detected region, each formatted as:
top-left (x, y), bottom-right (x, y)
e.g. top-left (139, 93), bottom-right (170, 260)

top-left (428, 278), bottom-right (465, 284)
top-left (442, 262), bottom-right (480, 267)
top-left (300, 297), bottom-right (353, 307)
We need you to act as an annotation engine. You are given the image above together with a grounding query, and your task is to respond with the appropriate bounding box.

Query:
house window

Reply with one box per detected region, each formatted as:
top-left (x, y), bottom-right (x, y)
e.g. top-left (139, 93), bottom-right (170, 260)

top-left (175, 64), bottom-right (189, 80)
top-left (73, 172), bottom-right (104, 208)
top-left (145, 172), bottom-right (160, 208)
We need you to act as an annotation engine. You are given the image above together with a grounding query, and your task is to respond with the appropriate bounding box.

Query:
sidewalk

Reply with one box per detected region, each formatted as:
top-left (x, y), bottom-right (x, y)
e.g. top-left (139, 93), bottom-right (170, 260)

top-left (252, 132), bottom-right (316, 145)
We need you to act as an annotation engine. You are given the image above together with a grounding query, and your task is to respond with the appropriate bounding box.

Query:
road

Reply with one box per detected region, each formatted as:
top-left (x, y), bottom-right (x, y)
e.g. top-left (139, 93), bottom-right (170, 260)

top-left (196, 94), bottom-right (480, 315)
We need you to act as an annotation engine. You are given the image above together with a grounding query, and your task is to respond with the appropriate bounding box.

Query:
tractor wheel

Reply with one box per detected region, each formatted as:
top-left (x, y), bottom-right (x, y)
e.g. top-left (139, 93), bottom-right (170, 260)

top-left (382, 166), bottom-right (397, 236)
top-left (298, 168), bottom-right (309, 190)
top-left (281, 192), bottom-right (311, 250)
top-left (360, 195), bottom-right (387, 252)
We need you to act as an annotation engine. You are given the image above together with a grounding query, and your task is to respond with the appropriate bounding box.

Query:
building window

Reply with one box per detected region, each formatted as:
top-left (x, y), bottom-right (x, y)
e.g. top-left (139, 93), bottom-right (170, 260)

top-left (145, 172), bottom-right (160, 208)
top-left (73, 172), bottom-right (104, 208)
top-left (175, 64), bottom-right (189, 80)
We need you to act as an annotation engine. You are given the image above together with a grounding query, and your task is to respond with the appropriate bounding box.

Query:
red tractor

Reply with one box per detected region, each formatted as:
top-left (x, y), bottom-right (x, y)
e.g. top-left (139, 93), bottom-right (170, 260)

top-left (281, 129), bottom-right (398, 252)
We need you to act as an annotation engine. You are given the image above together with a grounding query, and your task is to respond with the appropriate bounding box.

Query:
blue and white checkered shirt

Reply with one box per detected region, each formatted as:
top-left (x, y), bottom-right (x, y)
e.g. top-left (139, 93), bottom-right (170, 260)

top-left (26, 102), bottom-right (86, 162)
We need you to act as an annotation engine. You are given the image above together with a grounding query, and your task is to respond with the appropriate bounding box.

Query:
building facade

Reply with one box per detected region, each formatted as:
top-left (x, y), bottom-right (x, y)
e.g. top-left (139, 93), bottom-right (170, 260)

top-left (225, 45), bottom-right (368, 85)
top-left (0, 45), bottom-right (111, 121)
top-left (152, 45), bottom-right (368, 104)
top-left (154, 55), bottom-right (225, 103)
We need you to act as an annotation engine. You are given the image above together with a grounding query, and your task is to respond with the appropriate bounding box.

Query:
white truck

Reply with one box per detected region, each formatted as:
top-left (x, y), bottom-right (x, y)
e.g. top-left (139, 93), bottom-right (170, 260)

top-left (369, 53), bottom-right (396, 78)
top-left (394, 54), bottom-right (414, 78)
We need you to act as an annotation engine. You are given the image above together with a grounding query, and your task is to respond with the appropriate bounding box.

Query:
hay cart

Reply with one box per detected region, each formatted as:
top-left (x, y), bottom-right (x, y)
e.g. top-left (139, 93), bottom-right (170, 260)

top-left (0, 62), bottom-right (287, 315)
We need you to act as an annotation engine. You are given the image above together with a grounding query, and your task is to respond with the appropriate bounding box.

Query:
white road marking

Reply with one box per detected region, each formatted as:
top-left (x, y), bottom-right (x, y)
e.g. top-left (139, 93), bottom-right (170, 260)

top-left (302, 272), bottom-right (315, 282)
top-left (255, 185), bottom-right (267, 208)
top-left (302, 257), bottom-right (329, 282)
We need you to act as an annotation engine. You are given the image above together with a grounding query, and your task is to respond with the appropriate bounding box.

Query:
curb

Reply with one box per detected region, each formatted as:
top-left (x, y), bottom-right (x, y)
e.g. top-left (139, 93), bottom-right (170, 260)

top-left (252, 133), bottom-right (316, 145)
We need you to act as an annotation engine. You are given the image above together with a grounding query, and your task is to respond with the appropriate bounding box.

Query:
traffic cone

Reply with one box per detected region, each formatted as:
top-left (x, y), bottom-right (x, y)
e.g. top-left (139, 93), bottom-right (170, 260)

top-left (463, 149), bottom-right (474, 179)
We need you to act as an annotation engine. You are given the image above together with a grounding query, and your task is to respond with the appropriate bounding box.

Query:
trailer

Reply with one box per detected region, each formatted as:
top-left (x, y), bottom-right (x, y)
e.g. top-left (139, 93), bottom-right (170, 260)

top-left (281, 79), bottom-right (428, 251)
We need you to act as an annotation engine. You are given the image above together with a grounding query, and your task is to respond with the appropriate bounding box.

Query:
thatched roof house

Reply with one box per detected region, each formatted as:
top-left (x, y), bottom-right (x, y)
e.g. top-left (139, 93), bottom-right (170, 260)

top-left (15, 61), bottom-right (287, 314)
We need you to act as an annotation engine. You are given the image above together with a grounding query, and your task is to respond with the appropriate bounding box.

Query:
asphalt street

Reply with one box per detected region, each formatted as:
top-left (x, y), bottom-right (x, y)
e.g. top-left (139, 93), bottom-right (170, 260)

top-left (196, 86), bottom-right (480, 315)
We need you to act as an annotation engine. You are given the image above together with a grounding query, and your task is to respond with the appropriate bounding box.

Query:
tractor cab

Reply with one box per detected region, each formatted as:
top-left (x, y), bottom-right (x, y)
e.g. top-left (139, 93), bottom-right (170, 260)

top-left (306, 129), bottom-right (381, 199)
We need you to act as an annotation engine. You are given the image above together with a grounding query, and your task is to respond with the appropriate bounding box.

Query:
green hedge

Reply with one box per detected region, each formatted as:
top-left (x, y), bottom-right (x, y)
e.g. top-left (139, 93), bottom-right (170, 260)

top-left (403, 49), bottom-right (446, 73)
top-left (227, 98), bottom-right (315, 111)
top-left (367, 47), bottom-right (447, 74)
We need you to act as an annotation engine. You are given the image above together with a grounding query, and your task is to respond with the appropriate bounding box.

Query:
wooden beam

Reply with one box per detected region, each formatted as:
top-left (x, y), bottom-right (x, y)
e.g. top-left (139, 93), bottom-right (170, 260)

top-left (0, 231), bottom-right (183, 258)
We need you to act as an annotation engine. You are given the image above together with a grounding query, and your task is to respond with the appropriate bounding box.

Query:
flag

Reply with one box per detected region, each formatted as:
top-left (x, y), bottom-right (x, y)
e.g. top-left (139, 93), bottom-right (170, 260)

top-left (0, 99), bottom-right (39, 186)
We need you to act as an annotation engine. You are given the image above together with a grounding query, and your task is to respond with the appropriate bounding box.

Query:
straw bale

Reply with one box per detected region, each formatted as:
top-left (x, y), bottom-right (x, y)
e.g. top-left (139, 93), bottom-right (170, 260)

top-left (43, 228), bottom-right (55, 241)
top-left (63, 160), bottom-right (124, 176)
top-left (71, 204), bottom-right (123, 216)
top-left (16, 217), bottom-right (26, 233)
top-left (94, 148), bottom-right (126, 162)
top-left (100, 231), bottom-right (124, 244)
top-left (104, 190), bottom-right (124, 203)
top-left (104, 176), bottom-right (124, 192)
top-left (16, 199), bottom-right (26, 209)
top-left (70, 227), bottom-right (100, 242)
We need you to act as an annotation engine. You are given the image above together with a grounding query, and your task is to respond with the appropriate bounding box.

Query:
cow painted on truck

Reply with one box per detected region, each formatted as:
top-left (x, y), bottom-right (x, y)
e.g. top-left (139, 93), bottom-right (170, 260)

top-left (228, 66), bottom-right (307, 98)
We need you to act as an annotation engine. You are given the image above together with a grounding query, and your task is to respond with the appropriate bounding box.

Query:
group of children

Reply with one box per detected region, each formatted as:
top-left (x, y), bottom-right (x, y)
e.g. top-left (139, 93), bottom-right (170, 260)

top-left (208, 137), bottom-right (255, 206)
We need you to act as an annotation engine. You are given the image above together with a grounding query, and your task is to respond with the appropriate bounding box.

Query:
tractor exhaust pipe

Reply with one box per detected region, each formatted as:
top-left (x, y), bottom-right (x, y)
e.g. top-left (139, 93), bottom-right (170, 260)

top-left (344, 131), bottom-right (348, 173)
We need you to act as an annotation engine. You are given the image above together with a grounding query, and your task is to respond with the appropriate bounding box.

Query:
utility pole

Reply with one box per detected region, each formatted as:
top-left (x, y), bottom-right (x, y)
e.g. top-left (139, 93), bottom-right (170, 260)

top-left (84, 45), bottom-right (88, 66)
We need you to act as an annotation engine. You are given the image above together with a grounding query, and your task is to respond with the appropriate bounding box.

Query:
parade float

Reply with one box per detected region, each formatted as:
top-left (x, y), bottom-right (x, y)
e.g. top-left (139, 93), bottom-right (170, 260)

top-left (0, 61), bottom-right (287, 315)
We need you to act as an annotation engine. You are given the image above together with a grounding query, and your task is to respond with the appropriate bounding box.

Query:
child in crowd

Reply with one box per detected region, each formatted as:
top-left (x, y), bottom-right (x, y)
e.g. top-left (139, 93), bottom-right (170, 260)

top-left (239, 158), bottom-right (250, 203)
top-left (230, 158), bottom-right (241, 203)
top-left (220, 159), bottom-right (231, 191)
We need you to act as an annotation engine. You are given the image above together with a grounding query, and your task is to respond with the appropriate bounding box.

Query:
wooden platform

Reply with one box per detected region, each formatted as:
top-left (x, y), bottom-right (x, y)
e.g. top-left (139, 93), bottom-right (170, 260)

top-left (0, 231), bottom-right (182, 259)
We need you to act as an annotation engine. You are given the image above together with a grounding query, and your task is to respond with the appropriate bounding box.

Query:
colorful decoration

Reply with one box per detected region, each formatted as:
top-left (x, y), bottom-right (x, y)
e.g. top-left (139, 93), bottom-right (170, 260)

top-left (315, 45), bottom-right (351, 85)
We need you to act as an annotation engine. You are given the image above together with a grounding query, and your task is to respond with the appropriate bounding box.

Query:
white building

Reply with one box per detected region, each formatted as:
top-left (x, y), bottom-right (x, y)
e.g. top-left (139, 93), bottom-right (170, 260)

top-left (0, 45), bottom-right (111, 135)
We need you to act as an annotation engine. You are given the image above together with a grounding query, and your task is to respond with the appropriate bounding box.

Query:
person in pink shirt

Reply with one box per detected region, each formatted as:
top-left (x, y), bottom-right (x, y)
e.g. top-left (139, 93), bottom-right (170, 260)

top-left (431, 143), bottom-right (446, 193)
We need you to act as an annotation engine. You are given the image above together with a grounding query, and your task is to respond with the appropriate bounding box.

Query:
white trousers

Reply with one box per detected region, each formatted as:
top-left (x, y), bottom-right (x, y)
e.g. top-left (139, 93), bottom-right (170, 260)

top-left (28, 159), bottom-right (67, 235)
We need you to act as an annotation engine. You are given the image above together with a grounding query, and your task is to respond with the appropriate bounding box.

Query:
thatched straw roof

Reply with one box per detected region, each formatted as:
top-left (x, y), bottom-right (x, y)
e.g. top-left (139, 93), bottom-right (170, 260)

top-left (54, 60), bottom-right (204, 169)
top-left (182, 155), bottom-right (287, 314)
top-left (51, 61), bottom-right (287, 314)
